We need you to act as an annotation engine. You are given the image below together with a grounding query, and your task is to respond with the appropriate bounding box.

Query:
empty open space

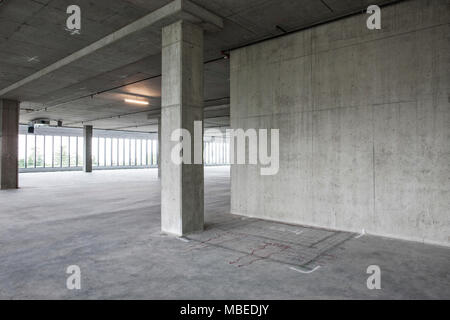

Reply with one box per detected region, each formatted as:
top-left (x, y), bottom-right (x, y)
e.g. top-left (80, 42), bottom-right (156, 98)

top-left (0, 0), bottom-right (448, 302)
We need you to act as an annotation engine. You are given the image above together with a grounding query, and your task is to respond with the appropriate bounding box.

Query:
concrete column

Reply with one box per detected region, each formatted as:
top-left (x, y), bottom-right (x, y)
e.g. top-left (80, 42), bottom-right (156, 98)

top-left (83, 125), bottom-right (93, 173)
top-left (157, 117), bottom-right (161, 179)
top-left (161, 20), bottom-right (204, 236)
top-left (0, 99), bottom-right (19, 189)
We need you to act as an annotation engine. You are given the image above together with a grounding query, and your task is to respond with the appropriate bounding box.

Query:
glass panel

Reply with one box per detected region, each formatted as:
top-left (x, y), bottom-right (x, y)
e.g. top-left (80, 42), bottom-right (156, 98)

top-left (26, 135), bottom-right (35, 168)
top-left (92, 137), bottom-right (98, 166)
top-left (98, 138), bottom-right (105, 166)
top-left (118, 139), bottom-right (124, 166)
top-left (18, 135), bottom-right (26, 169)
top-left (112, 138), bottom-right (118, 166)
top-left (78, 137), bottom-right (84, 167)
top-left (44, 136), bottom-right (53, 167)
top-left (147, 140), bottom-right (152, 165)
top-left (153, 140), bottom-right (158, 165)
top-left (54, 136), bottom-right (61, 167)
top-left (35, 135), bottom-right (44, 168)
top-left (216, 142), bottom-right (220, 164)
top-left (105, 138), bottom-right (112, 167)
top-left (210, 142), bottom-right (214, 164)
top-left (205, 143), bottom-right (210, 165)
top-left (130, 139), bottom-right (136, 166)
top-left (70, 136), bottom-right (77, 167)
top-left (141, 140), bottom-right (146, 166)
top-left (203, 142), bottom-right (207, 164)
top-left (124, 139), bottom-right (130, 166)
top-left (136, 140), bottom-right (142, 166)
top-left (223, 141), bottom-right (226, 164)
top-left (61, 136), bottom-right (69, 167)
top-left (214, 142), bottom-right (219, 164)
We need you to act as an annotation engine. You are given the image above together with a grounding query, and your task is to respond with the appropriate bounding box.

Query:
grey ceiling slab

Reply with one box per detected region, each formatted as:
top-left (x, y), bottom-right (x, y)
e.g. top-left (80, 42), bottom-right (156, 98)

top-left (0, 0), bottom-right (399, 131)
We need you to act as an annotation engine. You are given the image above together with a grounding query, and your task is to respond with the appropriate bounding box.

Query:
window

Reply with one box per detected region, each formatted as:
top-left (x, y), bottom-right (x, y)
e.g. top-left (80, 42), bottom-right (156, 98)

top-left (54, 136), bottom-right (61, 167)
top-left (26, 135), bottom-right (35, 168)
top-left (153, 140), bottom-right (158, 165)
top-left (35, 136), bottom-right (44, 168)
top-left (209, 142), bottom-right (213, 164)
top-left (147, 140), bottom-right (153, 165)
top-left (124, 139), bottom-right (130, 166)
top-left (112, 138), bottom-right (118, 166)
top-left (118, 139), bottom-right (124, 166)
top-left (70, 136), bottom-right (77, 167)
top-left (61, 137), bottom-right (69, 167)
top-left (45, 136), bottom-right (53, 167)
top-left (130, 139), bottom-right (136, 166)
top-left (18, 131), bottom-right (156, 171)
top-left (18, 135), bottom-right (26, 169)
top-left (136, 139), bottom-right (142, 166)
top-left (105, 138), bottom-right (112, 167)
top-left (78, 137), bottom-right (84, 167)
top-left (141, 140), bottom-right (147, 166)
top-left (217, 142), bottom-right (221, 164)
top-left (92, 137), bottom-right (98, 166)
top-left (205, 142), bottom-right (209, 165)
top-left (99, 138), bottom-right (105, 166)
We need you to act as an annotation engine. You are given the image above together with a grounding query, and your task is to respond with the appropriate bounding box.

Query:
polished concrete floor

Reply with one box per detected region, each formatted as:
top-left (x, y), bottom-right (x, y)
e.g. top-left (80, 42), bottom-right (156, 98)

top-left (0, 167), bottom-right (448, 299)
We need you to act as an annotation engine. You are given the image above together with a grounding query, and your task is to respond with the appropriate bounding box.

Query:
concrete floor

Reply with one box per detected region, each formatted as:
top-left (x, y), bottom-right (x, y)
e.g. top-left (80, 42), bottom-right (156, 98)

top-left (0, 167), bottom-right (448, 299)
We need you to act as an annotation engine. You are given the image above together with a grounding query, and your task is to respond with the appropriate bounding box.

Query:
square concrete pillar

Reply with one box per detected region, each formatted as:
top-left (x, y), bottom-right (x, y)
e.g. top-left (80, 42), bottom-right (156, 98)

top-left (83, 125), bottom-right (93, 173)
top-left (157, 117), bottom-right (161, 179)
top-left (0, 99), bottom-right (19, 189)
top-left (161, 20), bottom-right (204, 236)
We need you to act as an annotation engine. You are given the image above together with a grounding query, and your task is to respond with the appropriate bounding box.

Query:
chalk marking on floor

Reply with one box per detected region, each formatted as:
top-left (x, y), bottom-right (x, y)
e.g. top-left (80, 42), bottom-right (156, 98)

top-left (269, 226), bottom-right (303, 235)
top-left (289, 266), bottom-right (321, 274)
top-left (355, 229), bottom-right (366, 239)
top-left (229, 242), bottom-right (291, 268)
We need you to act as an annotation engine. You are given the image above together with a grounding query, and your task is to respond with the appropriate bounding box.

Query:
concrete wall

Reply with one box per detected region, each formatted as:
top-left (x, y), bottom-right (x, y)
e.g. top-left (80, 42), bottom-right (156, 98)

top-left (230, 0), bottom-right (450, 246)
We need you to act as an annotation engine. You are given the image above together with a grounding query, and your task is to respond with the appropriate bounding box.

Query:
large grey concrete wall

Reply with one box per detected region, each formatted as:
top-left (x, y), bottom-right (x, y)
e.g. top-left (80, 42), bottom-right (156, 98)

top-left (230, 0), bottom-right (449, 246)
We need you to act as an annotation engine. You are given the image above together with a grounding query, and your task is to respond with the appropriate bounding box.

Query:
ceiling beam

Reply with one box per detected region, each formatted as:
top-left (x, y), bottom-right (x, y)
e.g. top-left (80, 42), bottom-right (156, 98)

top-left (63, 102), bottom-right (230, 127)
top-left (0, 0), bottom-right (223, 97)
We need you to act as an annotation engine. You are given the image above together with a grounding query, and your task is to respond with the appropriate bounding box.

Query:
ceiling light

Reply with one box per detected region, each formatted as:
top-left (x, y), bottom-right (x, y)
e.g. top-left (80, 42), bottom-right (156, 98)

top-left (125, 99), bottom-right (149, 105)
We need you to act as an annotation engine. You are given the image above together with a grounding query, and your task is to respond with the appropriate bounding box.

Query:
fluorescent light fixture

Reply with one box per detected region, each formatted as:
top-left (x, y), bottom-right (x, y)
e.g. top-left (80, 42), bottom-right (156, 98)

top-left (124, 98), bottom-right (149, 105)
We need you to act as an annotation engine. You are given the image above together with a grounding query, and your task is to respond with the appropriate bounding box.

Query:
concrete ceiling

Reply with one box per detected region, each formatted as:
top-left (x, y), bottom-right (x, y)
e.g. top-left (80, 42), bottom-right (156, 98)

top-left (0, 0), bottom-right (396, 132)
